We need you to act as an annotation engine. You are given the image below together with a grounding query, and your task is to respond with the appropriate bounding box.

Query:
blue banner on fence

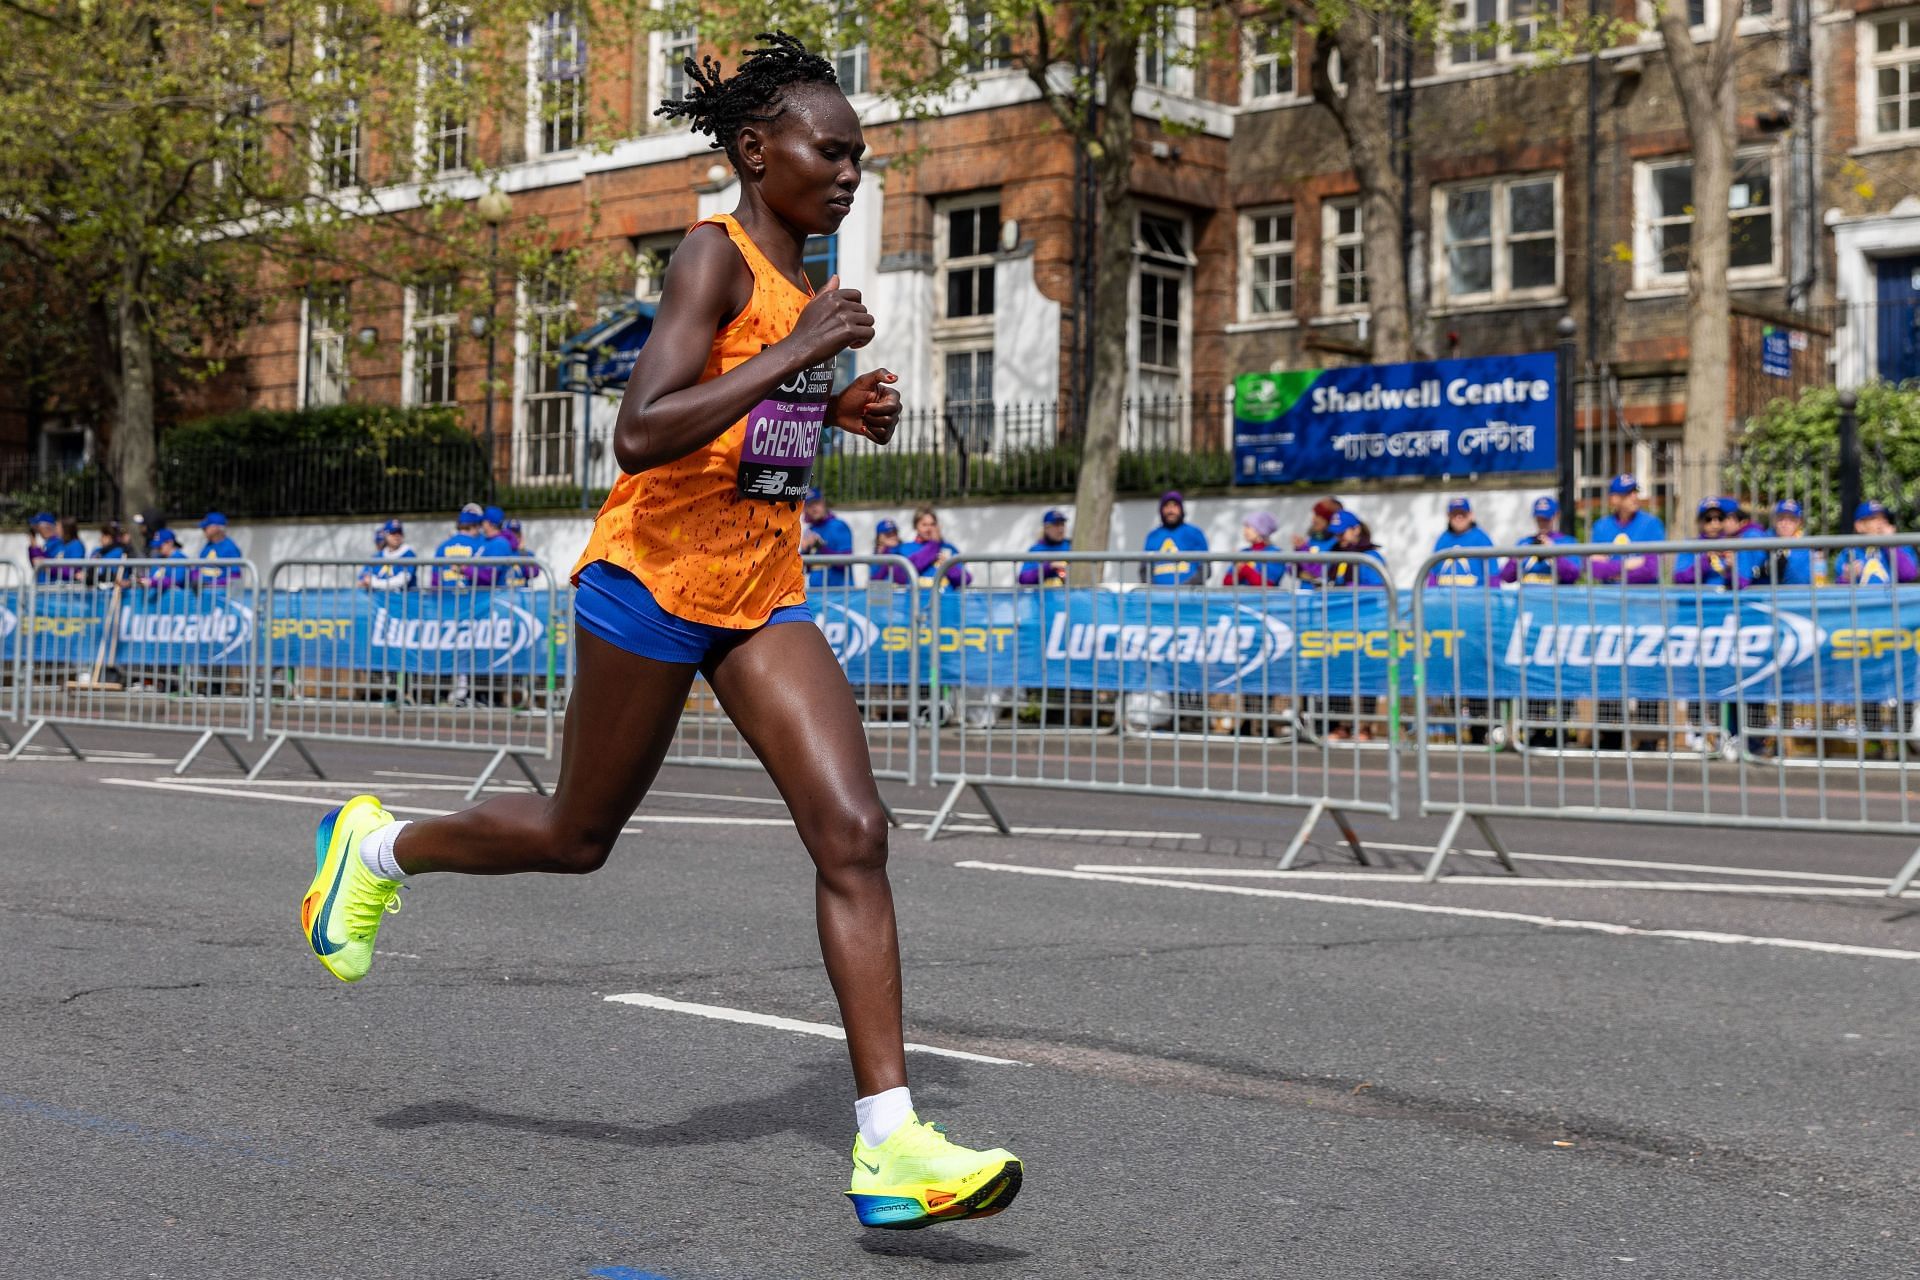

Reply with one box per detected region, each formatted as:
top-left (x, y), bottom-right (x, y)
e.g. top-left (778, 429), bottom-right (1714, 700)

top-left (8, 583), bottom-right (1920, 705)
top-left (1231, 353), bottom-right (1558, 485)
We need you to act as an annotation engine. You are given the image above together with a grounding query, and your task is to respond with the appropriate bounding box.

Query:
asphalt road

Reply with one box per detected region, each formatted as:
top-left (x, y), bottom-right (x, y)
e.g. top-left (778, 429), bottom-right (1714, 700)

top-left (3, 728), bottom-right (1918, 1279)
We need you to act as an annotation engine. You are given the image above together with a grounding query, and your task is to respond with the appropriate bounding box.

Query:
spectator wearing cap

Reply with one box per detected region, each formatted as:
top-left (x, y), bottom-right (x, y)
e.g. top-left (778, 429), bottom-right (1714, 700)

top-left (1294, 498), bottom-right (1342, 554)
top-left (192, 512), bottom-right (242, 585)
top-left (1226, 512), bottom-right (1285, 587)
top-left (1589, 474), bottom-right (1665, 584)
top-left (38, 515), bottom-right (88, 582)
top-left (801, 488), bottom-right (854, 589)
top-left (26, 512), bottom-right (61, 570)
top-left (1501, 496), bottom-right (1581, 586)
top-left (1018, 509), bottom-right (1073, 586)
top-left (868, 519), bottom-right (911, 585)
top-left (1322, 510), bottom-right (1389, 587)
top-left (359, 520), bottom-right (418, 592)
top-left (1748, 499), bottom-right (1815, 587)
top-left (1143, 490), bottom-right (1209, 585)
top-left (1427, 497), bottom-right (1496, 588)
top-left (141, 529), bottom-right (190, 590)
top-left (1673, 498), bottom-right (1750, 589)
top-left (1837, 500), bottom-right (1919, 584)
top-left (468, 505), bottom-right (522, 587)
top-left (500, 517), bottom-right (541, 586)
top-left (433, 503), bottom-right (488, 587)
top-left (900, 506), bottom-right (970, 589)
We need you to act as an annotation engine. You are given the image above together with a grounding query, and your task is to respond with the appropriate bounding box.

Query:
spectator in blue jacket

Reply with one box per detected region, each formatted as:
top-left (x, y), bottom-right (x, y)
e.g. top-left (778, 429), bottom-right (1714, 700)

top-left (1837, 500), bottom-right (1920, 584)
top-left (1225, 512), bottom-right (1285, 586)
top-left (1590, 474), bottom-right (1665, 584)
top-left (195, 512), bottom-right (242, 586)
top-left (1501, 496), bottom-right (1581, 586)
top-left (433, 503), bottom-right (488, 588)
top-left (1144, 490), bottom-right (1209, 585)
top-left (801, 487), bottom-right (855, 588)
top-left (869, 519), bottom-right (911, 586)
top-left (1322, 510), bottom-right (1388, 587)
top-left (359, 519), bottom-right (418, 592)
top-left (901, 506), bottom-right (969, 589)
top-left (1748, 498), bottom-right (1816, 587)
top-left (1427, 497), bottom-right (1496, 587)
top-left (1017, 509), bottom-right (1072, 586)
top-left (140, 529), bottom-right (190, 590)
top-left (1673, 498), bottom-right (1750, 588)
top-left (26, 511), bottom-right (61, 571)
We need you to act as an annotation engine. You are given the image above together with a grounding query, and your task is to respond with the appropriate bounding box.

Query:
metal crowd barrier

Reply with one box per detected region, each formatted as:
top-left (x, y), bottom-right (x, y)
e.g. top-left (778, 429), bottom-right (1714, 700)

top-left (0, 558), bottom-right (23, 750)
top-left (661, 554), bottom-right (923, 795)
top-left (254, 557), bottom-right (561, 798)
top-left (923, 551), bottom-right (1401, 859)
top-left (6, 556), bottom-right (259, 772)
top-left (1412, 535), bottom-right (1920, 894)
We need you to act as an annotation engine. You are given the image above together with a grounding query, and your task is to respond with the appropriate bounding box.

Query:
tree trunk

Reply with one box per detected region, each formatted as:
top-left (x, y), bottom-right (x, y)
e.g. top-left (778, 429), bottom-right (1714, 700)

top-left (1311, 23), bottom-right (1411, 364)
top-left (109, 267), bottom-right (158, 525)
top-left (1658, 6), bottom-right (1743, 524)
top-left (1069, 37), bottom-right (1139, 562)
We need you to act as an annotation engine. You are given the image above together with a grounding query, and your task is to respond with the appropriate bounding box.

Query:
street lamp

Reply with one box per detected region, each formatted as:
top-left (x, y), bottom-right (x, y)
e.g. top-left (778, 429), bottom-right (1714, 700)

top-left (476, 190), bottom-right (513, 496)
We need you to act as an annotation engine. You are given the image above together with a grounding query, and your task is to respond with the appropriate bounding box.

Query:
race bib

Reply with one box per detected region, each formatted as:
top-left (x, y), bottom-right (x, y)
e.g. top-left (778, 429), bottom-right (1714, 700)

top-left (737, 357), bottom-right (833, 501)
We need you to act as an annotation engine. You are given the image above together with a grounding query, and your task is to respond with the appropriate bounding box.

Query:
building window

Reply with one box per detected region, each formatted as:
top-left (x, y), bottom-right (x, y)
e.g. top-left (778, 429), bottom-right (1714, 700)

top-left (314, 6), bottom-right (362, 190)
top-left (963, 8), bottom-right (1012, 71)
top-left (653, 24), bottom-right (697, 117)
top-left (304, 285), bottom-right (350, 409)
top-left (425, 13), bottom-right (471, 175)
top-left (939, 198), bottom-right (1000, 321)
top-left (832, 5), bottom-right (870, 95)
top-left (1141, 9), bottom-right (1195, 94)
top-left (1642, 0), bottom-right (1773, 28)
top-left (1435, 174), bottom-right (1560, 303)
top-left (1245, 24), bottom-right (1295, 102)
top-left (1870, 15), bottom-right (1920, 138)
top-left (1242, 207), bottom-right (1295, 318)
top-left (1322, 198), bottom-right (1367, 312)
top-left (632, 233), bottom-right (679, 303)
top-left (408, 276), bottom-right (459, 407)
top-left (943, 348), bottom-right (995, 453)
top-left (519, 272), bottom-right (575, 481)
top-left (1636, 149), bottom-right (1779, 288)
top-left (1135, 211), bottom-right (1193, 446)
top-left (1445, 0), bottom-right (1555, 67)
top-left (534, 7), bottom-right (586, 155)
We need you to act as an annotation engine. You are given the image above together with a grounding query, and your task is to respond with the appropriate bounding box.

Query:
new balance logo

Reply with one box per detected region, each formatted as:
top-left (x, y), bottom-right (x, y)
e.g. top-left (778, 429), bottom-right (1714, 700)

top-left (744, 470), bottom-right (788, 496)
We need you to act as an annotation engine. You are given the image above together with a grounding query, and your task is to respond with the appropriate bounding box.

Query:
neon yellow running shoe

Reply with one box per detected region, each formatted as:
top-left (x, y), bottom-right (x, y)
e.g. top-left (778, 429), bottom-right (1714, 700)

top-left (300, 794), bottom-right (402, 983)
top-left (846, 1114), bottom-right (1022, 1230)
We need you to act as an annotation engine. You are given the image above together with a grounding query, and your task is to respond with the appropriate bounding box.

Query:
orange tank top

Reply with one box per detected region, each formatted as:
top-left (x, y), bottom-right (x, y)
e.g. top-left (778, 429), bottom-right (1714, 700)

top-left (572, 213), bottom-right (832, 628)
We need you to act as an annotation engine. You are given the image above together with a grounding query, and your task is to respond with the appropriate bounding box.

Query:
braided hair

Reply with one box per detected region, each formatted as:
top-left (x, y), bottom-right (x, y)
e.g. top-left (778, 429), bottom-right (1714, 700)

top-left (655, 31), bottom-right (839, 163)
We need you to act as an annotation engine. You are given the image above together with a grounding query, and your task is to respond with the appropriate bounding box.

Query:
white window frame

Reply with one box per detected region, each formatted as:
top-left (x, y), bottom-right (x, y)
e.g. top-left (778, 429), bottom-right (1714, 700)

top-left (1243, 23), bottom-right (1298, 105)
top-left (1240, 206), bottom-right (1297, 320)
top-left (1636, 0), bottom-right (1779, 36)
top-left (939, 346), bottom-right (997, 453)
top-left (831, 3), bottom-right (871, 96)
top-left (302, 284), bottom-right (351, 409)
top-left (404, 276), bottom-right (460, 407)
top-left (959, 8), bottom-right (1013, 73)
top-left (528, 7), bottom-right (587, 158)
top-left (1321, 197), bottom-right (1368, 314)
top-left (1432, 172), bottom-right (1563, 305)
top-left (1140, 8), bottom-right (1197, 96)
top-left (648, 22), bottom-right (699, 123)
top-left (417, 10), bottom-right (472, 177)
top-left (1864, 11), bottom-right (1920, 142)
top-left (1632, 147), bottom-right (1783, 291)
top-left (632, 232), bottom-right (680, 303)
top-left (934, 193), bottom-right (1001, 339)
top-left (1131, 207), bottom-right (1194, 437)
top-left (311, 8), bottom-right (361, 192)
top-left (1440, 0), bottom-right (1557, 70)
top-left (516, 271), bottom-right (577, 482)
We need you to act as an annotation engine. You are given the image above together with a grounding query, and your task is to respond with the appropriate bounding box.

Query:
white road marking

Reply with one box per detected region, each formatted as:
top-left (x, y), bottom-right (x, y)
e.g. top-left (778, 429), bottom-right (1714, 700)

top-left (604, 992), bottom-right (1023, 1065)
top-left (1069, 865), bottom-right (1894, 897)
top-left (1359, 841), bottom-right (1895, 888)
top-left (957, 861), bottom-right (1920, 963)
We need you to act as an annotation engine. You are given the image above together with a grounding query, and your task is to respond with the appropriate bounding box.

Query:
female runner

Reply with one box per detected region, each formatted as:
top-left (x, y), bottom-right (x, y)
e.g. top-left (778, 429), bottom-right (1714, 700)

top-left (300, 33), bottom-right (1021, 1231)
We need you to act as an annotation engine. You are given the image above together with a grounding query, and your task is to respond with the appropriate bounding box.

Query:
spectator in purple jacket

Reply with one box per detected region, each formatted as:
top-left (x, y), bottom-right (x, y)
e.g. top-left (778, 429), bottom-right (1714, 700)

top-left (1837, 500), bottom-right (1920, 584)
top-left (1017, 509), bottom-right (1072, 586)
top-left (900, 506), bottom-right (970, 589)
top-left (1673, 497), bottom-right (1750, 589)
top-left (1500, 496), bottom-right (1581, 586)
top-left (867, 519), bottom-right (912, 585)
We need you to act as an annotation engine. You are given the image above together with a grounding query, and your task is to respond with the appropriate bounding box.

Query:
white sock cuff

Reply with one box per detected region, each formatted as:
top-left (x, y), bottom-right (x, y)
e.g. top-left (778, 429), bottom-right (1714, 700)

top-left (855, 1085), bottom-right (914, 1148)
top-left (359, 820), bottom-right (411, 882)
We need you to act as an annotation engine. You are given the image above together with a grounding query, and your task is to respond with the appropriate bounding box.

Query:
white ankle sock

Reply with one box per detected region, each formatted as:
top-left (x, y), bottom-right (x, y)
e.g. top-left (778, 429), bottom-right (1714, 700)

top-left (359, 820), bottom-right (411, 882)
top-left (856, 1086), bottom-right (914, 1148)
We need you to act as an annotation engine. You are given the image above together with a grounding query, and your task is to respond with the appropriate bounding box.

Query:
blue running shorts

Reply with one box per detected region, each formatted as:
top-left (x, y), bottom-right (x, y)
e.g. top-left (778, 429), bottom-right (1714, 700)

top-left (574, 559), bottom-right (813, 664)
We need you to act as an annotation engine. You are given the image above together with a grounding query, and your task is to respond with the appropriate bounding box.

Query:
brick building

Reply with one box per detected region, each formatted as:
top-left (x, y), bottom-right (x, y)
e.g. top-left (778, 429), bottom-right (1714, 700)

top-left (196, 4), bottom-right (1920, 497)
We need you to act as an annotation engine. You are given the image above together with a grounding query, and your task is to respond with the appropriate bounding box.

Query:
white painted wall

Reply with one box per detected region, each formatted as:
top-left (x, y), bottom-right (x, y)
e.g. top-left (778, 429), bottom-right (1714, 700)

top-left (992, 251), bottom-right (1060, 404)
top-left (0, 485), bottom-right (1553, 591)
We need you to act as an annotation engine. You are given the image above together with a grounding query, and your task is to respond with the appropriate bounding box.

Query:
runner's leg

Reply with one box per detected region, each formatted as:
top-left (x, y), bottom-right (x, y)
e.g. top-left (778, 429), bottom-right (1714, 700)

top-left (391, 628), bottom-right (699, 875)
top-left (702, 619), bottom-right (908, 1100)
